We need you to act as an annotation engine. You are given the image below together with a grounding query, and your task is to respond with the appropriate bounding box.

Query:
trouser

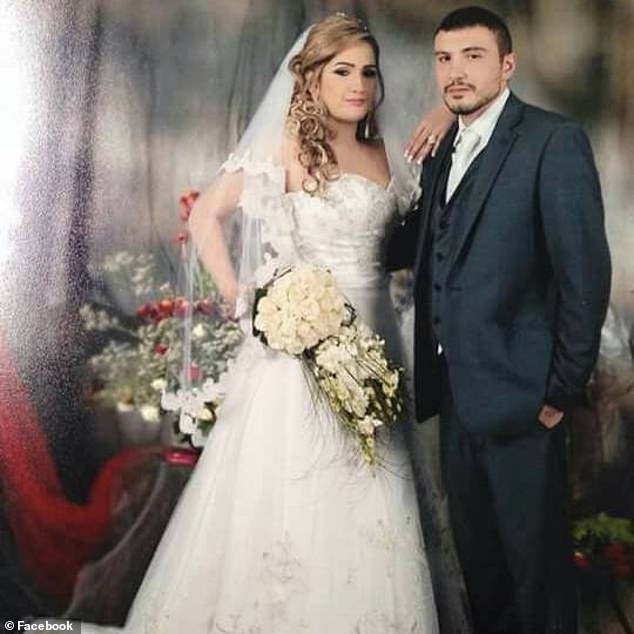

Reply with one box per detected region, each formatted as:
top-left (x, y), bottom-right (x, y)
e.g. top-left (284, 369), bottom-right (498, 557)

top-left (439, 357), bottom-right (578, 634)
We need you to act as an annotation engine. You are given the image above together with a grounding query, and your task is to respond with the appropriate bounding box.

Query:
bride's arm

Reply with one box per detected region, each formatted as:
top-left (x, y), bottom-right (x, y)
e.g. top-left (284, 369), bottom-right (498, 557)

top-left (188, 171), bottom-right (243, 310)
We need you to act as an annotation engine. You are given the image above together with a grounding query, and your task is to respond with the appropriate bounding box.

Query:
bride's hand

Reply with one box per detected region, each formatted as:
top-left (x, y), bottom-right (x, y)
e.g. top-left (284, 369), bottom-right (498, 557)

top-left (404, 104), bottom-right (456, 164)
top-left (219, 284), bottom-right (240, 321)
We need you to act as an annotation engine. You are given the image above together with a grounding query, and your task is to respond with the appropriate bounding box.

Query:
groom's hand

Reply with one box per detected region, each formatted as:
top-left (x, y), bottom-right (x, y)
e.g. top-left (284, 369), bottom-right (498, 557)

top-left (538, 404), bottom-right (564, 429)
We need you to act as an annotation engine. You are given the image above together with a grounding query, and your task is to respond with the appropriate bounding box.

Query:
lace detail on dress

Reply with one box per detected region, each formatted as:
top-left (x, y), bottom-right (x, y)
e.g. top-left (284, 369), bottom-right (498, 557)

top-left (220, 150), bottom-right (283, 180)
top-left (208, 522), bottom-right (435, 634)
top-left (285, 173), bottom-right (399, 290)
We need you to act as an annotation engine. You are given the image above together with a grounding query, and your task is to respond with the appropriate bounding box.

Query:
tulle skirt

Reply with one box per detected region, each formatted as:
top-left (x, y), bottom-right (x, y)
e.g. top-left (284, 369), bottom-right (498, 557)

top-left (80, 283), bottom-right (439, 633)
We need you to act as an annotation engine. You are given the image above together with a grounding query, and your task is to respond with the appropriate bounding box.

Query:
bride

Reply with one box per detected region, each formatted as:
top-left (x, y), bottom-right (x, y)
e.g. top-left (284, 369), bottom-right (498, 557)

top-left (75, 13), bottom-right (457, 633)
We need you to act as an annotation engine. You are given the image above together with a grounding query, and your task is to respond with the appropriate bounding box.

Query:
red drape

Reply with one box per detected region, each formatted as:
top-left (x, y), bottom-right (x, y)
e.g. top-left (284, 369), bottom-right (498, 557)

top-left (0, 331), bottom-right (157, 606)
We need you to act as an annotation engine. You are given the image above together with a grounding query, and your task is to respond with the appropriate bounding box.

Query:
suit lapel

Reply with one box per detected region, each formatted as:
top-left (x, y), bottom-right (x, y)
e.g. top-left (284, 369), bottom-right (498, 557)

top-left (446, 94), bottom-right (525, 276)
top-left (413, 123), bottom-right (457, 280)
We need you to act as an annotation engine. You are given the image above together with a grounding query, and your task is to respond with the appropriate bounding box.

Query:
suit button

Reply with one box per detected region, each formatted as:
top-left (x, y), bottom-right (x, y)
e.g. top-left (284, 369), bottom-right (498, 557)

top-left (434, 283), bottom-right (442, 291)
top-left (433, 316), bottom-right (441, 325)
top-left (439, 220), bottom-right (448, 230)
top-left (435, 252), bottom-right (444, 262)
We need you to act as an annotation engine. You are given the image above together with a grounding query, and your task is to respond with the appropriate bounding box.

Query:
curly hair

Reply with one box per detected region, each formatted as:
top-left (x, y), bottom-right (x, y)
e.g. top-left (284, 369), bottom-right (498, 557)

top-left (287, 14), bottom-right (384, 195)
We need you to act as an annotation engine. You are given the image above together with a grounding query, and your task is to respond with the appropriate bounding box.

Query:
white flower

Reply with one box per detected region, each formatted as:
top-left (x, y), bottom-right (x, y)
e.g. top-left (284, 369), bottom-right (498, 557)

top-left (151, 378), bottom-right (167, 391)
top-left (297, 297), bottom-right (321, 321)
top-left (191, 426), bottom-right (207, 448)
top-left (139, 404), bottom-right (160, 423)
top-left (197, 407), bottom-right (214, 421)
top-left (191, 323), bottom-right (206, 339)
top-left (358, 416), bottom-right (376, 436)
top-left (201, 377), bottom-right (225, 401)
top-left (161, 390), bottom-right (182, 412)
top-left (179, 411), bottom-right (197, 434)
top-left (116, 402), bottom-right (135, 412)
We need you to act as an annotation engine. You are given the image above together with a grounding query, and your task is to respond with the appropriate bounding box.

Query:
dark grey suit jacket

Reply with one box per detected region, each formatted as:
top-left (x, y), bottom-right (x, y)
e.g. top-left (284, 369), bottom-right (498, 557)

top-left (387, 93), bottom-right (611, 434)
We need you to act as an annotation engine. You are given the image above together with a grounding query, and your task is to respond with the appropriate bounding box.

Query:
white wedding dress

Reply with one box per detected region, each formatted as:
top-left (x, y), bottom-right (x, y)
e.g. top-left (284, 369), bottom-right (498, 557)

top-left (80, 172), bottom-right (439, 633)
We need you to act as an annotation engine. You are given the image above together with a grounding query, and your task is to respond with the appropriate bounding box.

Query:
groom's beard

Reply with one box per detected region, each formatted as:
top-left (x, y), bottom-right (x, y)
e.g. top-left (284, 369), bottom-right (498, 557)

top-left (442, 82), bottom-right (500, 116)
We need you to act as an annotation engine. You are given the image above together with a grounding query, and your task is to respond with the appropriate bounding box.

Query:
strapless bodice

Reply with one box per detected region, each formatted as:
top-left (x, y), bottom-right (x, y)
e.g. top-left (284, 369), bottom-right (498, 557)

top-left (284, 173), bottom-right (398, 290)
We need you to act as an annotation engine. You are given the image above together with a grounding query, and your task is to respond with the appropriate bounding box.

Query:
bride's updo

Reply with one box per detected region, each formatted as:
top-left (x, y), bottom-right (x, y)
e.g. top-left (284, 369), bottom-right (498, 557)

top-left (287, 14), bottom-right (384, 195)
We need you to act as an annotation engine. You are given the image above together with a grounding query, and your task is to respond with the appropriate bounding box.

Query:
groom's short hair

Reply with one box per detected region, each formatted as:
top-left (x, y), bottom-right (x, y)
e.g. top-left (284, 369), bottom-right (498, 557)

top-left (434, 6), bottom-right (513, 56)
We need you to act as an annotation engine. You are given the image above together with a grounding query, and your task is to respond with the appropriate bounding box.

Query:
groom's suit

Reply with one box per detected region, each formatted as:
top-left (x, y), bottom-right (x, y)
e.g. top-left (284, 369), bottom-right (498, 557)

top-left (388, 93), bottom-right (611, 633)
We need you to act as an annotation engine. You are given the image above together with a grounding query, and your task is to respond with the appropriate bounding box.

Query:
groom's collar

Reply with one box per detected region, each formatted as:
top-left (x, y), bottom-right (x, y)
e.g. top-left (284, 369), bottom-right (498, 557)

top-left (456, 87), bottom-right (510, 150)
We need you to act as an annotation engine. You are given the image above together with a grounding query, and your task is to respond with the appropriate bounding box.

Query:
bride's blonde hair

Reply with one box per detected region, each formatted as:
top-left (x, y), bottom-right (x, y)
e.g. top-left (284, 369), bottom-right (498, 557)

top-left (287, 14), bottom-right (384, 195)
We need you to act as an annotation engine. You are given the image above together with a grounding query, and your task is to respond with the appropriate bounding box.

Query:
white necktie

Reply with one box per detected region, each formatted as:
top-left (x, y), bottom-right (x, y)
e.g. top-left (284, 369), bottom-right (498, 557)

top-left (446, 128), bottom-right (481, 201)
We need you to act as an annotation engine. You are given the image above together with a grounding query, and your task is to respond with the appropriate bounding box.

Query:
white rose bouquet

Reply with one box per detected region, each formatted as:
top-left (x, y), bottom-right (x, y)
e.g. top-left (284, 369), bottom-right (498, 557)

top-left (253, 264), bottom-right (404, 465)
top-left (252, 264), bottom-right (346, 354)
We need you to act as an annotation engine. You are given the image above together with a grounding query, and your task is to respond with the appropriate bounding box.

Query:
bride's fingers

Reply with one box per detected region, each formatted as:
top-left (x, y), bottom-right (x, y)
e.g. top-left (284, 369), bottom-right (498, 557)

top-left (404, 123), bottom-right (432, 162)
top-left (407, 128), bottom-right (443, 164)
top-left (430, 129), bottom-right (447, 158)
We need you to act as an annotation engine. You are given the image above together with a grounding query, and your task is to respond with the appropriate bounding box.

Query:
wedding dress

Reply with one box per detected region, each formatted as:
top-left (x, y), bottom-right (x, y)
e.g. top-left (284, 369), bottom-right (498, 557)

top-left (78, 169), bottom-right (439, 633)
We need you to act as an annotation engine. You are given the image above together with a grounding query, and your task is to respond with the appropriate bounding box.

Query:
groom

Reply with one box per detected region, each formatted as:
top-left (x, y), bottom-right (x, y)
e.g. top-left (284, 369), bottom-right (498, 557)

top-left (388, 6), bottom-right (611, 634)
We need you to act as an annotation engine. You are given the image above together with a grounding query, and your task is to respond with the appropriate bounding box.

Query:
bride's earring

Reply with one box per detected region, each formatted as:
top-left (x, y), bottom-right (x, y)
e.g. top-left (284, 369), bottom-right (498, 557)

top-left (364, 109), bottom-right (375, 140)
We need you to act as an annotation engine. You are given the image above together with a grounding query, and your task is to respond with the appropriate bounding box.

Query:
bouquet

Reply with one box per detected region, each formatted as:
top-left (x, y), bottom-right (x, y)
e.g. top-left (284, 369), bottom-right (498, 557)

top-left (253, 264), bottom-right (403, 465)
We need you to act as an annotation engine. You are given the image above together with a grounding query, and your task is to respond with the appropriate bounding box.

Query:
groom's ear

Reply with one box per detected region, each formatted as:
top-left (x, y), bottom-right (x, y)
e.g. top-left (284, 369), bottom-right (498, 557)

top-left (501, 52), bottom-right (516, 81)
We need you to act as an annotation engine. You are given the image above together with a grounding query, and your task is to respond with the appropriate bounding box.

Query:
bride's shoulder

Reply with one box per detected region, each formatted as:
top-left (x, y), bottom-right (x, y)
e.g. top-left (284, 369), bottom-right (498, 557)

top-left (280, 132), bottom-right (305, 193)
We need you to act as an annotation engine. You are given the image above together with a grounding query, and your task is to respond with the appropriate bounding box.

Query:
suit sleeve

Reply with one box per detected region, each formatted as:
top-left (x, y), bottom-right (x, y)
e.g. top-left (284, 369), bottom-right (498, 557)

top-left (538, 122), bottom-right (611, 411)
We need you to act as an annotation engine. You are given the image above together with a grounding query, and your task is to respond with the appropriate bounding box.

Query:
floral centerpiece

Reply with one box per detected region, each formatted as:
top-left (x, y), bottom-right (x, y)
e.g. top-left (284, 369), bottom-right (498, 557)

top-left (81, 191), bottom-right (243, 446)
top-left (252, 263), bottom-right (404, 465)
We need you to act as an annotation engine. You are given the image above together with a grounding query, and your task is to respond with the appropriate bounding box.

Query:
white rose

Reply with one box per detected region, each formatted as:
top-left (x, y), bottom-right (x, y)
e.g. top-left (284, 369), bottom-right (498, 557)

top-left (283, 336), bottom-right (305, 355)
top-left (151, 378), bottom-right (167, 392)
top-left (268, 284), bottom-right (288, 307)
top-left (297, 297), bottom-right (321, 321)
top-left (160, 390), bottom-right (182, 412)
top-left (287, 283), bottom-right (308, 304)
top-left (197, 406), bottom-right (214, 421)
top-left (297, 322), bottom-right (320, 349)
top-left (256, 296), bottom-right (277, 316)
top-left (201, 378), bottom-right (224, 402)
top-left (179, 411), bottom-right (197, 434)
top-left (139, 404), bottom-right (160, 423)
top-left (191, 323), bottom-right (206, 339)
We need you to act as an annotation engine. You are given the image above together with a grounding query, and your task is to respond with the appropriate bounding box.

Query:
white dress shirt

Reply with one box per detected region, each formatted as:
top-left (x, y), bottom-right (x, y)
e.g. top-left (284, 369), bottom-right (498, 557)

top-left (445, 87), bottom-right (510, 201)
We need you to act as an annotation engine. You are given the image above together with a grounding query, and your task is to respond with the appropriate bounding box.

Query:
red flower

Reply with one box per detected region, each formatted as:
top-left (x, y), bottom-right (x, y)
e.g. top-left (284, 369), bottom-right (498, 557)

top-left (602, 542), bottom-right (630, 564)
top-left (179, 190), bottom-right (200, 222)
top-left (174, 230), bottom-right (189, 245)
top-left (195, 299), bottom-right (217, 316)
top-left (602, 542), bottom-right (632, 576)
top-left (157, 299), bottom-right (175, 317)
top-left (174, 297), bottom-right (190, 317)
top-left (136, 303), bottom-right (152, 320)
top-left (573, 551), bottom-right (591, 570)
top-left (189, 362), bottom-right (201, 383)
top-left (149, 304), bottom-right (165, 324)
top-left (154, 343), bottom-right (168, 356)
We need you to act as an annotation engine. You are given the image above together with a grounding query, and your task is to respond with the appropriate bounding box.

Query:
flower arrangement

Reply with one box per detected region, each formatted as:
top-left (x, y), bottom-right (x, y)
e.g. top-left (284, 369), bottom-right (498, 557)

top-left (573, 513), bottom-right (634, 579)
top-left (253, 264), bottom-right (403, 465)
top-left (81, 191), bottom-right (243, 444)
